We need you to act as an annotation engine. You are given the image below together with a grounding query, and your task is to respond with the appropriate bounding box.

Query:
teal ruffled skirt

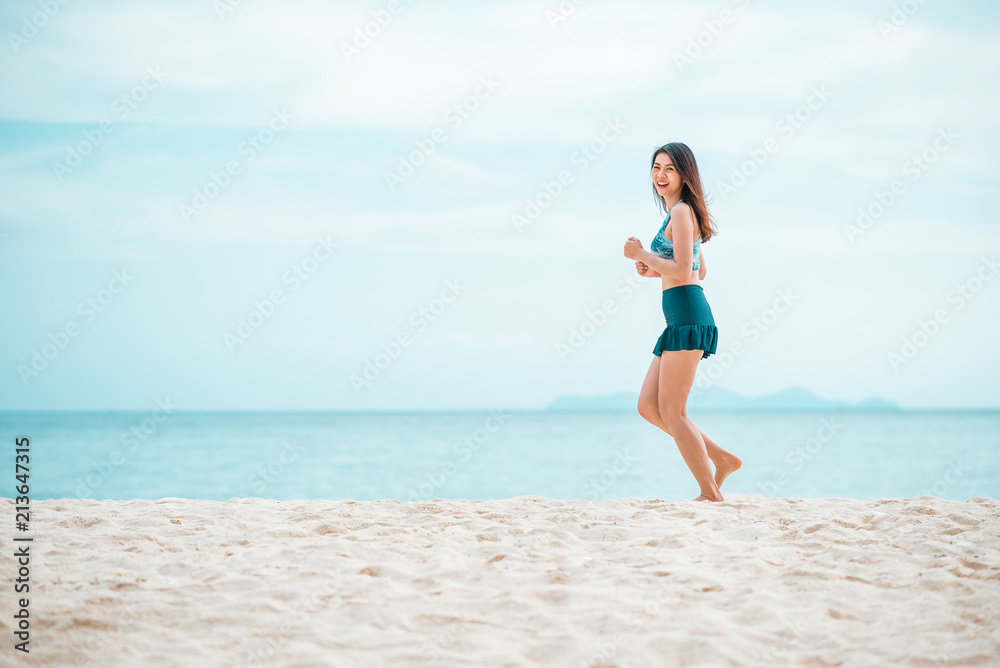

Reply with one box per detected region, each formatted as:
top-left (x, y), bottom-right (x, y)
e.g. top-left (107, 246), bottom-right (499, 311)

top-left (652, 285), bottom-right (718, 359)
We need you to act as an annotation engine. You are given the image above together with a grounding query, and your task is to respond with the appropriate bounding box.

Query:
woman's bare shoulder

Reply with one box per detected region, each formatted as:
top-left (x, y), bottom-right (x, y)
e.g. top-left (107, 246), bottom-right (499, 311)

top-left (667, 202), bottom-right (696, 239)
top-left (673, 201), bottom-right (696, 220)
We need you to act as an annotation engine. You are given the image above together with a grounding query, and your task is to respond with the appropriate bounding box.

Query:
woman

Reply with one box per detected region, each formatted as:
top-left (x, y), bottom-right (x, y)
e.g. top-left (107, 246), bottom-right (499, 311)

top-left (623, 142), bottom-right (742, 502)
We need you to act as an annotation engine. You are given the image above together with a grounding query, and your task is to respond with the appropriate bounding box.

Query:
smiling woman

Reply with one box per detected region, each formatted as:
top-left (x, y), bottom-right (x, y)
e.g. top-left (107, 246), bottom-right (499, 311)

top-left (623, 141), bottom-right (740, 503)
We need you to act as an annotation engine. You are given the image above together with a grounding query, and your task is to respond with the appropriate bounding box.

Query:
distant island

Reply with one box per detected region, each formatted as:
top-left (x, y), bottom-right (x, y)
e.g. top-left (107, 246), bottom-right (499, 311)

top-left (545, 385), bottom-right (901, 411)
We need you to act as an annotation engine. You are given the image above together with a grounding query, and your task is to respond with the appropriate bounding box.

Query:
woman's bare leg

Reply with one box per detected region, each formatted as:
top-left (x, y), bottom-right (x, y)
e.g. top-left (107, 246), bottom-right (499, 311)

top-left (656, 349), bottom-right (723, 501)
top-left (637, 356), bottom-right (742, 488)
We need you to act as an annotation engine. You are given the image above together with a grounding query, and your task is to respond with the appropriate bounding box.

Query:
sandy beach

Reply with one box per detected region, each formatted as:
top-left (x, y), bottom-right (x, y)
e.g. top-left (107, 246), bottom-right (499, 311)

top-left (3, 494), bottom-right (999, 667)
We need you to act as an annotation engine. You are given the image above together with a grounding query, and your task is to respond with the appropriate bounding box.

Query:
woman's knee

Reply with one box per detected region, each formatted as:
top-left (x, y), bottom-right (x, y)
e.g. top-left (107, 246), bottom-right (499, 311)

top-left (658, 404), bottom-right (687, 433)
top-left (637, 399), bottom-right (661, 425)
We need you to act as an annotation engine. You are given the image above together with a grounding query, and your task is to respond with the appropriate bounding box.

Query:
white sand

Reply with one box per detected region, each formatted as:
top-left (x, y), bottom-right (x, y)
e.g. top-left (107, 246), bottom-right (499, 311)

top-left (3, 494), bottom-right (999, 667)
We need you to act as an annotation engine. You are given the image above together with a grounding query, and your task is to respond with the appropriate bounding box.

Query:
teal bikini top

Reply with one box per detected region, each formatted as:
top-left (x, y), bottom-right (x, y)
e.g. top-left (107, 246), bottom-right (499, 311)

top-left (650, 199), bottom-right (701, 270)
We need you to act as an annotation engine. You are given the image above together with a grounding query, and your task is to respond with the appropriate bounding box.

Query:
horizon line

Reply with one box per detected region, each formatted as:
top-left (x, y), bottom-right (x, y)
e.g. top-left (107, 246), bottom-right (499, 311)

top-left (1, 407), bottom-right (999, 415)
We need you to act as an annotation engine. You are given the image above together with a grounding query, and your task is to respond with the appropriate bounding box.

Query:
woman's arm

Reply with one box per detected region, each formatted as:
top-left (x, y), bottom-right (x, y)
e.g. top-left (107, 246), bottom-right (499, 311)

top-left (636, 260), bottom-right (660, 278)
top-left (639, 252), bottom-right (684, 280)
top-left (636, 204), bottom-right (697, 281)
top-left (626, 239), bottom-right (684, 279)
top-left (698, 247), bottom-right (707, 280)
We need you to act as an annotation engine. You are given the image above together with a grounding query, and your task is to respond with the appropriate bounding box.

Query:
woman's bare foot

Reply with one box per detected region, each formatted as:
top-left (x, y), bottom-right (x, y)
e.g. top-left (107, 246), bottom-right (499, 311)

top-left (692, 493), bottom-right (724, 502)
top-left (713, 454), bottom-right (743, 488)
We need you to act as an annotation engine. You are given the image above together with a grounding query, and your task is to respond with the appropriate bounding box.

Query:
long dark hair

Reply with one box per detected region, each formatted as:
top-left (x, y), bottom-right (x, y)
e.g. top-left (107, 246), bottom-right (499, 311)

top-left (649, 142), bottom-right (717, 243)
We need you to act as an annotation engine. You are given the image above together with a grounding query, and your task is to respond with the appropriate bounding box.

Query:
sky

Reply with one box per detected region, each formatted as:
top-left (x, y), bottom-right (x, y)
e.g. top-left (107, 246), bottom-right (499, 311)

top-left (1, 0), bottom-right (998, 411)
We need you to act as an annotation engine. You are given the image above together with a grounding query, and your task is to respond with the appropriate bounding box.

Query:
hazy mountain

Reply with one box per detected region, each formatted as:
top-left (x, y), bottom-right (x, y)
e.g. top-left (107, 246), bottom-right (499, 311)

top-left (545, 385), bottom-right (901, 411)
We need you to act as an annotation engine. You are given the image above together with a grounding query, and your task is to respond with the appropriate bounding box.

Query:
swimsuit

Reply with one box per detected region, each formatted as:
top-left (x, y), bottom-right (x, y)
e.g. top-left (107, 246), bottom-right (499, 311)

top-left (652, 286), bottom-right (718, 360)
top-left (649, 199), bottom-right (718, 359)
top-left (650, 199), bottom-right (701, 270)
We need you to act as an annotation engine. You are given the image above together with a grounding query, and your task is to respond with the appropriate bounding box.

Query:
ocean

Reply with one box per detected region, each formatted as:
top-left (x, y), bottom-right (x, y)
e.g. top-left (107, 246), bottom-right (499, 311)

top-left (2, 410), bottom-right (997, 502)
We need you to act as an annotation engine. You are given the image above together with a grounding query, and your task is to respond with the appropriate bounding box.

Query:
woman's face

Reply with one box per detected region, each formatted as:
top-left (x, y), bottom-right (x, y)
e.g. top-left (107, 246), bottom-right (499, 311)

top-left (651, 152), bottom-right (682, 197)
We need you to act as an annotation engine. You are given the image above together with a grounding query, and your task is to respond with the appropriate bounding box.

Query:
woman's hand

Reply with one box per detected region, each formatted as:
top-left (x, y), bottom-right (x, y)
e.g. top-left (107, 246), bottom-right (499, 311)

top-left (624, 237), bottom-right (645, 261)
top-left (636, 260), bottom-right (660, 277)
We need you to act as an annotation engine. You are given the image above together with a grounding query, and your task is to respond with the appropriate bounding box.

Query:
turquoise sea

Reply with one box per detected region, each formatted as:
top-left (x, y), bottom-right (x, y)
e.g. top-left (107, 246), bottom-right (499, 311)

top-left (1, 410), bottom-right (997, 502)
